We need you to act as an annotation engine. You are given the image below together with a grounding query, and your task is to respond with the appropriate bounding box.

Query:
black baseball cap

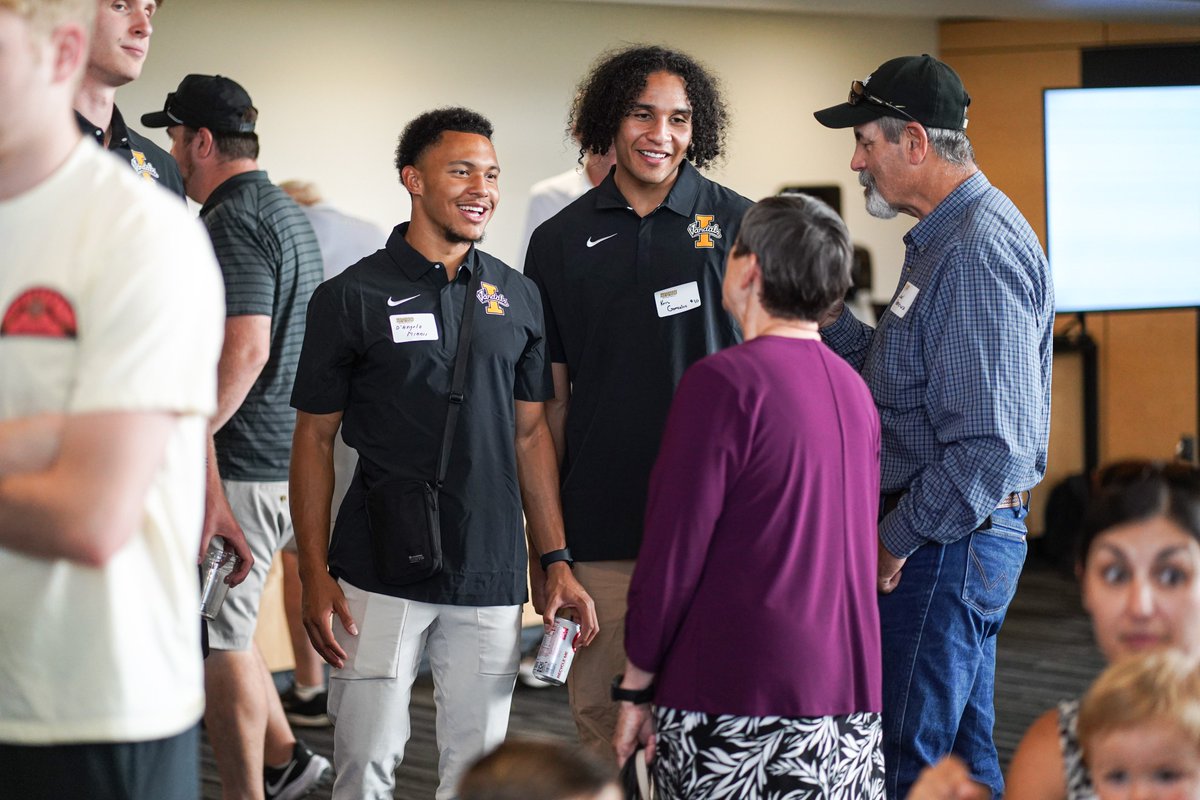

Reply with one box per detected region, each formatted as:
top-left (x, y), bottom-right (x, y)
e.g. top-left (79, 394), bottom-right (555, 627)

top-left (141, 74), bottom-right (257, 133)
top-left (814, 55), bottom-right (970, 131)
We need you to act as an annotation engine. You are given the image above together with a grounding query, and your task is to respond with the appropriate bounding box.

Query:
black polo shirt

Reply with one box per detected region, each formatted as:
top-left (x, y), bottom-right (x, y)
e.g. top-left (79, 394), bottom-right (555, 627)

top-left (291, 223), bottom-right (552, 606)
top-left (524, 160), bottom-right (752, 562)
top-left (75, 106), bottom-right (186, 200)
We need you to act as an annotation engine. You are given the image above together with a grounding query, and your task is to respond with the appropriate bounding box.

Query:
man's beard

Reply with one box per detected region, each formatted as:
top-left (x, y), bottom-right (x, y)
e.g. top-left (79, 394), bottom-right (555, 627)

top-left (860, 170), bottom-right (899, 220)
top-left (440, 223), bottom-right (485, 246)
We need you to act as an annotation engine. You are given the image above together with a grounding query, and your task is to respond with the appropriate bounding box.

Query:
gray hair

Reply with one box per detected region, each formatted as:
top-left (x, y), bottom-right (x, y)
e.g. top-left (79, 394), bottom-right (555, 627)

top-left (876, 115), bottom-right (975, 167)
top-left (733, 194), bottom-right (852, 322)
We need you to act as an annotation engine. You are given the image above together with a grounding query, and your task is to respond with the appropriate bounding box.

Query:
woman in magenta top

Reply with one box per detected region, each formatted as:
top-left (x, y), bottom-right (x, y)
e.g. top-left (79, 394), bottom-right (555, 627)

top-left (613, 195), bottom-right (884, 800)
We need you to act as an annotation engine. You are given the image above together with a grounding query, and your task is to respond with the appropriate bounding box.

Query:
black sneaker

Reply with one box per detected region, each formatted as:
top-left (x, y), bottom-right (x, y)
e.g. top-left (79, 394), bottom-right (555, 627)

top-left (280, 685), bottom-right (331, 727)
top-left (263, 741), bottom-right (332, 800)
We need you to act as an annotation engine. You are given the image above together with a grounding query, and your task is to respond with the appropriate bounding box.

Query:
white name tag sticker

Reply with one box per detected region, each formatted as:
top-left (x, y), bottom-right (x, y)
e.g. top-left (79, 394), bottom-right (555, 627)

top-left (390, 313), bottom-right (439, 343)
top-left (655, 280), bottom-right (702, 318)
top-left (890, 281), bottom-right (920, 319)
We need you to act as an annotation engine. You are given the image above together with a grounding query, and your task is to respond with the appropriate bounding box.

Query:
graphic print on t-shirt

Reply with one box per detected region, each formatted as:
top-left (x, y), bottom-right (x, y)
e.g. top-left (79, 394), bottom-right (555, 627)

top-left (1, 287), bottom-right (77, 338)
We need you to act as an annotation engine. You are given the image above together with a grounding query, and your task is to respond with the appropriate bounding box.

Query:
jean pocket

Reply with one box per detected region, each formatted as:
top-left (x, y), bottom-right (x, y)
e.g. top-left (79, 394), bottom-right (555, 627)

top-left (476, 607), bottom-right (521, 676)
top-left (961, 526), bottom-right (1027, 616)
top-left (333, 580), bottom-right (405, 680)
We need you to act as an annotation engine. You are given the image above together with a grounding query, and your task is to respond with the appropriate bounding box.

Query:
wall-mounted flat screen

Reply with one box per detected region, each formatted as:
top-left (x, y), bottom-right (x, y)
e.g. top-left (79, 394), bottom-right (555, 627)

top-left (1043, 85), bottom-right (1200, 313)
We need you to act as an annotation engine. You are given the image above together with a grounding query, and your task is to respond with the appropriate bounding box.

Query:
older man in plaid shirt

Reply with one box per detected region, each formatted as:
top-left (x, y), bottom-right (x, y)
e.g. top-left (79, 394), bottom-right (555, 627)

top-left (815, 54), bottom-right (1055, 800)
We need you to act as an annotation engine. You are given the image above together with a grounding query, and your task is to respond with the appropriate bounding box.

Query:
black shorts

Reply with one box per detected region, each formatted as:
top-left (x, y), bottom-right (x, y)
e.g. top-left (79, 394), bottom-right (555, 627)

top-left (0, 725), bottom-right (199, 800)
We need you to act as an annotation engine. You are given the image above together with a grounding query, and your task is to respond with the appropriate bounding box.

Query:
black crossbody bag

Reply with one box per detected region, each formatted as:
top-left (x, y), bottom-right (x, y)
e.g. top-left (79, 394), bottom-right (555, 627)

top-left (365, 267), bottom-right (480, 586)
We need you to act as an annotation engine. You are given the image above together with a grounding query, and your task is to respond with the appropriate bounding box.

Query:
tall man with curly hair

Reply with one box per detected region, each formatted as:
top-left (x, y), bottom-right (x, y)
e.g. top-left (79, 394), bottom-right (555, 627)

top-left (290, 107), bottom-right (597, 800)
top-left (524, 45), bottom-right (752, 761)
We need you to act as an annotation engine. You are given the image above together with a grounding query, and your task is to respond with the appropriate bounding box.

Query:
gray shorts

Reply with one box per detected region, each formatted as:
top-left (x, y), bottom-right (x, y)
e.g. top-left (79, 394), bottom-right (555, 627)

top-left (207, 480), bottom-right (294, 651)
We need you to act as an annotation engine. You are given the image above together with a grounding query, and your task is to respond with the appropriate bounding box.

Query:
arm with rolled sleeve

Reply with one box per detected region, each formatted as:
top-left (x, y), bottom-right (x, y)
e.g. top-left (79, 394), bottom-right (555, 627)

top-left (624, 359), bottom-right (750, 675)
top-left (880, 242), bottom-right (1050, 558)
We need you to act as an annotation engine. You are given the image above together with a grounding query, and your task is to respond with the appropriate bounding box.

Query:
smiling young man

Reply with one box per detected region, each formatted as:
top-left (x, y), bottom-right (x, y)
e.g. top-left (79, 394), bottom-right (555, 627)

top-left (523, 45), bottom-right (752, 762)
top-left (288, 107), bottom-right (597, 800)
top-left (73, 0), bottom-right (183, 198)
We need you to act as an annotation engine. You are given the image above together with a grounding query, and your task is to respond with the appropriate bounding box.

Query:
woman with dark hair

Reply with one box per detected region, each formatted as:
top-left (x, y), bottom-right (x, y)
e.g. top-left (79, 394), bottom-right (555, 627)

top-left (612, 194), bottom-right (885, 799)
top-left (911, 461), bottom-right (1200, 800)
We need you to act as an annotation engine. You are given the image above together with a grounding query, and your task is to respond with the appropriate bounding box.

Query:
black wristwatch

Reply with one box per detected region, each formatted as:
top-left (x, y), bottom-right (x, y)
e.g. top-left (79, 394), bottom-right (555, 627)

top-left (611, 674), bottom-right (655, 705)
top-left (539, 547), bottom-right (574, 571)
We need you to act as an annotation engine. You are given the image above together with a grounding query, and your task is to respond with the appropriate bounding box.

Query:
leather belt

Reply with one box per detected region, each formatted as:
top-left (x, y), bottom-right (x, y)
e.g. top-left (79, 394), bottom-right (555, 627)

top-left (995, 491), bottom-right (1024, 509)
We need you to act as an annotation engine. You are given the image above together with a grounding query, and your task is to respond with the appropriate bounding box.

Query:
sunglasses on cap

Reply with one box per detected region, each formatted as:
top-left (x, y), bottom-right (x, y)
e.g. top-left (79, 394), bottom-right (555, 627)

top-left (848, 80), bottom-right (917, 124)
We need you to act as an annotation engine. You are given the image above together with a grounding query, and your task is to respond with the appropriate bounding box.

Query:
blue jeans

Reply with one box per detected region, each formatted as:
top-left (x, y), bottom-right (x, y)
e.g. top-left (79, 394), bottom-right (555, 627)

top-left (879, 504), bottom-right (1027, 799)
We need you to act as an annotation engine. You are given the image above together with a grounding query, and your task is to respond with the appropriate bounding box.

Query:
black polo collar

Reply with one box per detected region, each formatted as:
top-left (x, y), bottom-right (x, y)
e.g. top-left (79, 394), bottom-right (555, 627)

top-left (75, 105), bottom-right (132, 151)
top-left (200, 170), bottom-right (269, 216)
top-left (383, 222), bottom-right (480, 283)
top-left (594, 159), bottom-right (704, 218)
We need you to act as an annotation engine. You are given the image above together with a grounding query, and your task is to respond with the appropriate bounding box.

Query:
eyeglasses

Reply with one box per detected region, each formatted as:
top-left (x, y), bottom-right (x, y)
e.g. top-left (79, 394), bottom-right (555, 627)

top-left (848, 80), bottom-right (917, 123)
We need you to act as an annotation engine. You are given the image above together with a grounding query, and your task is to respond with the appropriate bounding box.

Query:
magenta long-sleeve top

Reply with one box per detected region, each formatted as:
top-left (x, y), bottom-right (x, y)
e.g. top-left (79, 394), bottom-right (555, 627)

top-left (625, 336), bottom-right (883, 718)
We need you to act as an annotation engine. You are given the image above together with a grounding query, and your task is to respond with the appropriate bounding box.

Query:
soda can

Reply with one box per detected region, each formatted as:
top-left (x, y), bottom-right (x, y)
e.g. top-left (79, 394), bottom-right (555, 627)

top-left (532, 616), bottom-right (581, 686)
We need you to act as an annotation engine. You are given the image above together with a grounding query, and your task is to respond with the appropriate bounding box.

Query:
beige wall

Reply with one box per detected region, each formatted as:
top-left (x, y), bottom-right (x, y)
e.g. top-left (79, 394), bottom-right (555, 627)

top-left (123, 0), bottom-right (936, 297)
top-left (941, 20), bottom-right (1200, 534)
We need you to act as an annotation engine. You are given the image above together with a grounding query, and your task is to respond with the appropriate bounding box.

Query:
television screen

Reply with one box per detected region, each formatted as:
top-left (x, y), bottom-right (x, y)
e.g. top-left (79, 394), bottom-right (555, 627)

top-left (1043, 85), bottom-right (1200, 313)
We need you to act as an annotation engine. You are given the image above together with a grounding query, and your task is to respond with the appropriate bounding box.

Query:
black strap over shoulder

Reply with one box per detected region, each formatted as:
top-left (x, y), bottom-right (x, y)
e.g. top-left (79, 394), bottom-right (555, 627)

top-left (436, 263), bottom-right (482, 489)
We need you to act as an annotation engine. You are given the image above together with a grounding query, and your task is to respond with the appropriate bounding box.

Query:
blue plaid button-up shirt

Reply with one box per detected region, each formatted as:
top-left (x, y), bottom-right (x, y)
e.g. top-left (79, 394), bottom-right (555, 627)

top-left (824, 171), bottom-right (1054, 558)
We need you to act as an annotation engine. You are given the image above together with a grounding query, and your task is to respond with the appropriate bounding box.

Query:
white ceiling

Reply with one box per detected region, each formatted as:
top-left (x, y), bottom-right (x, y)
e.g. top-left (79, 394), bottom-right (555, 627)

top-left (559, 0), bottom-right (1200, 25)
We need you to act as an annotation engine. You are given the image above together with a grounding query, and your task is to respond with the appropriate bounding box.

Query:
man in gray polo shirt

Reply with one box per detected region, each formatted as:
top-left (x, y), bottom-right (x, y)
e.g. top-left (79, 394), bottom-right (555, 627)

top-left (143, 74), bottom-right (328, 800)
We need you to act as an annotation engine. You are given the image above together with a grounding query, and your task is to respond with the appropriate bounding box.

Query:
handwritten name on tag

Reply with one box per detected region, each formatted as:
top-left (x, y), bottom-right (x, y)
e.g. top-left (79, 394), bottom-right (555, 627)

top-left (890, 281), bottom-right (920, 319)
top-left (390, 313), bottom-right (439, 343)
top-left (655, 280), bottom-right (702, 318)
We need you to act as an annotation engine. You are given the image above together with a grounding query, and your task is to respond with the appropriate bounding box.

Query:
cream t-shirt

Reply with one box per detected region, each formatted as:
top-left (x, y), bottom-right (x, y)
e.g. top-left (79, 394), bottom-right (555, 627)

top-left (0, 138), bottom-right (224, 743)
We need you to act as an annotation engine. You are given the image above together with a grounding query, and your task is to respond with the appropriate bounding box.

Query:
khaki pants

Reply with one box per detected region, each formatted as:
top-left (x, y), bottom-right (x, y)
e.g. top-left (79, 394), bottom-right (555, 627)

top-left (567, 560), bottom-right (635, 763)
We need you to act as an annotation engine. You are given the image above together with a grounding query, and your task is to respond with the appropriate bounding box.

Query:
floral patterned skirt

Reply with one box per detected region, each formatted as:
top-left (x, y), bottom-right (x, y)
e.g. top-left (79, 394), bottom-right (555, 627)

top-left (652, 707), bottom-right (885, 800)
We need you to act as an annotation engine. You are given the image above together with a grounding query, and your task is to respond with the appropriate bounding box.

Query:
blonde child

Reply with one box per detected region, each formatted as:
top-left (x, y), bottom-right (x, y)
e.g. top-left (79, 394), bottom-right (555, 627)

top-left (1077, 650), bottom-right (1200, 800)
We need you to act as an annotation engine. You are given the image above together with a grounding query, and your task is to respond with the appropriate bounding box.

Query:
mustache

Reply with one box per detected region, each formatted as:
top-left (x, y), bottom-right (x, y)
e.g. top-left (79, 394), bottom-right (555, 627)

top-left (859, 170), bottom-right (874, 190)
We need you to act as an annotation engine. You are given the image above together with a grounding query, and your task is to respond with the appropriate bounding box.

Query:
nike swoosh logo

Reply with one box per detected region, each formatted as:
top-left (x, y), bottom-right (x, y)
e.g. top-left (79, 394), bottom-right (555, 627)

top-left (265, 760), bottom-right (298, 796)
top-left (387, 294), bottom-right (420, 307)
top-left (586, 233), bottom-right (618, 248)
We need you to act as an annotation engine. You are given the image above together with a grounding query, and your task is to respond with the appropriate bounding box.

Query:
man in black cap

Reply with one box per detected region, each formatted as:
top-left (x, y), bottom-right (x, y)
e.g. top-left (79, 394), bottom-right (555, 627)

top-left (143, 74), bottom-right (329, 800)
top-left (814, 55), bottom-right (1055, 799)
top-left (73, 0), bottom-right (183, 198)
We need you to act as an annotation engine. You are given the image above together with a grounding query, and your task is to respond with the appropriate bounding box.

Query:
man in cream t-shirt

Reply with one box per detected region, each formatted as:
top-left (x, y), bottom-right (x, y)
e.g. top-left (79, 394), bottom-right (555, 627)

top-left (0, 2), bottom-right (227, 797)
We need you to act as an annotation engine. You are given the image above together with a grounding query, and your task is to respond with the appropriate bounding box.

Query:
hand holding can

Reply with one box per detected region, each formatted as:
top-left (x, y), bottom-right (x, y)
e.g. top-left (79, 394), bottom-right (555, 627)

top-left (199, 544), bottom-right (241, 620)
top-left (532, 616), bottom-right (581, 686)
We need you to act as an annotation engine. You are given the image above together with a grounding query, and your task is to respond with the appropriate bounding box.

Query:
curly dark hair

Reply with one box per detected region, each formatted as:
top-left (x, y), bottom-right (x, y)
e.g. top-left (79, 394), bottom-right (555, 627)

top-left (394, 107), bottom-right (494, 176)
top-left (570, 44), bottom-right (728, 169)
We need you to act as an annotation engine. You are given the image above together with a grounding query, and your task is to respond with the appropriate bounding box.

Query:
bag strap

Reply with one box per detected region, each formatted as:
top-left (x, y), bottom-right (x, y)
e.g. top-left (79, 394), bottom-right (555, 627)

top-left (635, 748), bottom-right (655, 800)
top-left (435, 260), bottom-right (482, 489)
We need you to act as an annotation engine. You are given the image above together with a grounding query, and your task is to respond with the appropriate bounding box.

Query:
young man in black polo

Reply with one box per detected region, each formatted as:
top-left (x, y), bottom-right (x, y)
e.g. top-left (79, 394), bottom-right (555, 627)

top-left (523, 44), bottom-right (753, 762)
top-left (74, 0), bottom-right (183, 198)
top-left (289, 107), bottom-right (598, 800)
